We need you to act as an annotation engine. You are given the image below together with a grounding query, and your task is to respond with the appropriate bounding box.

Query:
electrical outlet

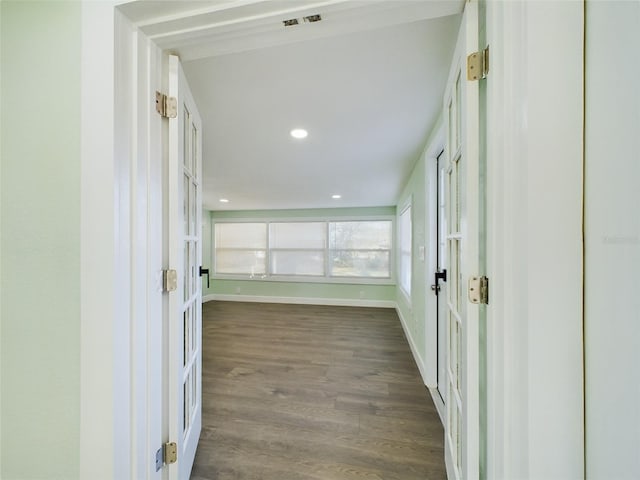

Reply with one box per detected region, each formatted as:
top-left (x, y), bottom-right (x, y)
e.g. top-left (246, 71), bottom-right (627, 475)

top-left (235, 287), bottom-right (241, 294)
top-left (359, 290), bottom-right (365, 299)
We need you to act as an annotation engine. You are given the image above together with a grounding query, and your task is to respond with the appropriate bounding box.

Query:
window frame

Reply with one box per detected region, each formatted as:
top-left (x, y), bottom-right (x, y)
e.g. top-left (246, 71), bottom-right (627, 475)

top-left (398, 199), bottom-right (412, 302)
top-left (212, 215), bottom-right (395, 285)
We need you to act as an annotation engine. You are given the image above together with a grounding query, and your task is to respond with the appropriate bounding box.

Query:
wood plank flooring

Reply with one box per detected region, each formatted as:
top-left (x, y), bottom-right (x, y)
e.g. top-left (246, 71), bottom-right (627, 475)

top-left (191, 301), bottom-right (446, 480)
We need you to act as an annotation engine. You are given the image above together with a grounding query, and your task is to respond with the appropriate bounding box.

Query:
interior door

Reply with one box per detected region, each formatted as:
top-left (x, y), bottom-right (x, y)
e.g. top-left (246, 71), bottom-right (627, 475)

top-left (167, 54), bottom-right (203, 480)
top-left (435, 151), bottom-right (448, 403)
top-left (442, 2), bottom-right (480, 479)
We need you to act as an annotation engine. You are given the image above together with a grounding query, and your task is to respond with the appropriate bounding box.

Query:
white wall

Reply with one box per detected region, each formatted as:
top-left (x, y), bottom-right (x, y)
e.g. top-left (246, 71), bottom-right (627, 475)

top-left (584, 2), bottom-right (640, 478)
top-left (486, 1), bottom-right (584, 479)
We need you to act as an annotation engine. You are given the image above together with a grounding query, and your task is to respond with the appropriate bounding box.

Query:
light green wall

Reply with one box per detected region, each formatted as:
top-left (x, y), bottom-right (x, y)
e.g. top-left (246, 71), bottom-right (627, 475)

top-left (394, 112), bottom-right (446, 377)
top-left (209, 279), bottom-right (395, 302)
top-left (396, 150), bottom-right (428, 362)
top-left (1, 2), bottom-right (81, 478)
top-left (205, 207), bottom-right (396, 302)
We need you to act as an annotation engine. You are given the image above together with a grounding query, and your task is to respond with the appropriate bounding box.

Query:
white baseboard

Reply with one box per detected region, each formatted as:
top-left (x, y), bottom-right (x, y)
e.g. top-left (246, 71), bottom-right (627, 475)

top-left (395, 304), bottom-right (429, 387)
top-left (429, 387), bottom-right (445, 425)
top-left (203, 293), bottom-right (395, 309)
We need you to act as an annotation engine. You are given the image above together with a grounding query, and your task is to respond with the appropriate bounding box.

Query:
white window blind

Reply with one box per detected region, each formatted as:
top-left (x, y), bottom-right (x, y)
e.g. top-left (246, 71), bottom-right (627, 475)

top-left (269, 222), bottom-right (326, 276)
top-left (399, 205), bottom-right (412, 297)
top-left (213, 219), bottom-right (393, 282)
top-left (214, 222), bottom-right (267, 275)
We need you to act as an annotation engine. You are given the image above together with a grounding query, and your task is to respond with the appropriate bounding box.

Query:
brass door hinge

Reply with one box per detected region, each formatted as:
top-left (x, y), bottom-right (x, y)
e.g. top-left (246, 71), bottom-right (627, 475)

top-left (155, 91), bottom-right (177, 118)
top-left (467, 46), bottom-right (489, 81)
top-left (468, 276), bottom-right (489, 305)
top-left (162, 269), bottom-right (177, 292)
top-left (163, 442), bottom-right (177, 465)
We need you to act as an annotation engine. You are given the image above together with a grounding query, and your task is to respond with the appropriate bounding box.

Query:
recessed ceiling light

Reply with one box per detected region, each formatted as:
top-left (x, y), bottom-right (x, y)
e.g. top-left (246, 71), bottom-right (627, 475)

top-left (290, 128), bottom-right (308, 139)
top-left (219, 198), bottom-right (229, 203)
top-left (332, 194), bottom-right (342, 199)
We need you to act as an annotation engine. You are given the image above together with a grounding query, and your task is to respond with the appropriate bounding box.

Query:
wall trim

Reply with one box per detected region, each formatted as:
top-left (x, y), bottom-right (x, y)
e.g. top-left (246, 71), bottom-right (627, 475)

top-left (203, 294), bottom-right (395, 309)
top-left (80, 4), bottom-right (119, 479)
top-left (395, 305), bottom-right (429, 386)
top-left (429, 387), bottom-right (445, 425)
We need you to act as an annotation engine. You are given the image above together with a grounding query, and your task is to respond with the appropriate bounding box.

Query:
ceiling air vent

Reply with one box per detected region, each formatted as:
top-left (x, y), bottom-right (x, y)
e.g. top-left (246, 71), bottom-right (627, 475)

top-left (303, 14), bottom-right (322, 23)
top-left (283, 14), bottom-right (322, 27)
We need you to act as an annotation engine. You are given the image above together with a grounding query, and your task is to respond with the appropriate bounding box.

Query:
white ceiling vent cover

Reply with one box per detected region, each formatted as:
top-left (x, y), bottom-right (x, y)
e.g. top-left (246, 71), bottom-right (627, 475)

top-left (304, 14), bottom-right (322, 23)
top-left (283, 14), bottom-right (322, 27)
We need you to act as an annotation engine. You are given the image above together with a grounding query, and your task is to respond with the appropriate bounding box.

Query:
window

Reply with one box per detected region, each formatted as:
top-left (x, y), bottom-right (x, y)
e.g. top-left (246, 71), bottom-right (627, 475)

top-left (399, 203), bottom-right (412, 298)
top-left (270, 222), bottom-right (326, 276)
top-left (329, 221), bottom-right (392, 278)
top-left (213, 219), bottom-right (393, 282)
top-left (214, 222), bottom-right (267, 275)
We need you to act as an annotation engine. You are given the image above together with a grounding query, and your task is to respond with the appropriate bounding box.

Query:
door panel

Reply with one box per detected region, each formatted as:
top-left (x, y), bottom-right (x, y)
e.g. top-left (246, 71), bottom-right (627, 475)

top-left (168, 54), bottom-right (203, 480)
top-left (442, 2), bottom-right (480, 479)
top-left (436, 152), bottom-right (448, 402)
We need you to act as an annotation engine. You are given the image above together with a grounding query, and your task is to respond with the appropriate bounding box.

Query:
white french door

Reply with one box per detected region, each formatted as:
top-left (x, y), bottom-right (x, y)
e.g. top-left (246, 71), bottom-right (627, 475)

top-left (167, 54), bottom-right (203, 480)
top-left (442, 2), bottom-right (480, 480)
top-left (436, 151), bottom-right (448, 403)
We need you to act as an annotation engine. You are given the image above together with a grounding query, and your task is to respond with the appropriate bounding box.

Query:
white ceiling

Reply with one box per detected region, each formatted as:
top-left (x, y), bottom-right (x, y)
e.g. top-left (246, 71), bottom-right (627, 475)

top-left (118, 1), bottom-right (462, 211)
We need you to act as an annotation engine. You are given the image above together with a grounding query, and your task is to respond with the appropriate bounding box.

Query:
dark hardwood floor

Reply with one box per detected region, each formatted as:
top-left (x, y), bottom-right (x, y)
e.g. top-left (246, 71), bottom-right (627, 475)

top-left (191, 301), bottom-right (446, 480)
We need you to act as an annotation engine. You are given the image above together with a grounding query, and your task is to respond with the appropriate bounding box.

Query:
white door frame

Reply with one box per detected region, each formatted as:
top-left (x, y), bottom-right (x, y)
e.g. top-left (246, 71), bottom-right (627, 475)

top-left (110, 8), bottom-right (208, 480)
top-left (484, 1), bottom-right (584, 479)
top-left (80, 4), bottom-right (169, 479)
top-left (79, 1), bottom-right (586, 479)
top-left (423, 119), bottom-right (446, 421)
top-left (80, 2), bottom-right (120, 479)
top-left (112, 8), bottom-right (167, 480)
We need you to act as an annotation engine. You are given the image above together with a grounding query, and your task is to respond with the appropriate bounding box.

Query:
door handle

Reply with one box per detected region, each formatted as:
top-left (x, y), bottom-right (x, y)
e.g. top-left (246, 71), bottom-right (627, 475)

top-left (435, 269), bottom-right (447, 283)
top-left (431, 269), bottom-right (447, 296)
top-left (199, 266), bottom-right (210, 288)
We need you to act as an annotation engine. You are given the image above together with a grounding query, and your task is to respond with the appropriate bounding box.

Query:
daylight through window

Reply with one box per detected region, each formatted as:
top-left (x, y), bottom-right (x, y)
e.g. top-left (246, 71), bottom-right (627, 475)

top-left (398, 204), bottom-right (412, 298)
top-left (213, 220), bottom-right (393, 281)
